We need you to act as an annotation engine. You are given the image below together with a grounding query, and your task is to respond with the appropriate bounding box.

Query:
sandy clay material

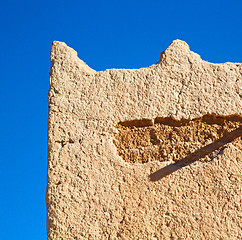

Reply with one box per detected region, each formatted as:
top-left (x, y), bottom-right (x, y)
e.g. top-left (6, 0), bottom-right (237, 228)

top-left (47, 40), bottom-right (241, 239)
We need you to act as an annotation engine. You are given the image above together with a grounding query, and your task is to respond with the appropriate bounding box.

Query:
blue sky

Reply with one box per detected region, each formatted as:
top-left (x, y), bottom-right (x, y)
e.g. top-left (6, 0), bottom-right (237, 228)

top-left (0, 0), bottom-right (241, 239)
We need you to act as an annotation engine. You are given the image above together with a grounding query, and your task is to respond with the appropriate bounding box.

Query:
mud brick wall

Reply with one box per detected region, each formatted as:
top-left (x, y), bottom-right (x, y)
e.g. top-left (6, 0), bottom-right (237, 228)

top-left (47, 40), bottom-right (242, 239)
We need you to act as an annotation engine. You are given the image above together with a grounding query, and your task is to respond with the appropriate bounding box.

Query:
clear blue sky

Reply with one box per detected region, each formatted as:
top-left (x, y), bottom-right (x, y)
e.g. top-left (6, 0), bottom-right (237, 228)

top-left (0, 0), bottom-right (241, 239)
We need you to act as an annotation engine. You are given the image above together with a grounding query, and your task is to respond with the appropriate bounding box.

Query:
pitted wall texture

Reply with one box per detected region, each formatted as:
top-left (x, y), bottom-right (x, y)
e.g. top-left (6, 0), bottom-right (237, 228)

top-left (47, 40), bottom-right (242, 239)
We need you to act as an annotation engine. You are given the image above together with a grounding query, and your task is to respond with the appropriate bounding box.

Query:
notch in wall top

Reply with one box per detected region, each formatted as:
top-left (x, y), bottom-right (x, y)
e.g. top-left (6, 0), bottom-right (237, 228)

top-left (50, 40), bottom-right (241, 75)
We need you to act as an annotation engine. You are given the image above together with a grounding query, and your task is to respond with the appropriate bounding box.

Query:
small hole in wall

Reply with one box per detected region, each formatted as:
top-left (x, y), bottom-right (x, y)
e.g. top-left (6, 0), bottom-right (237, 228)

top-left (113, 115), bottom-right (242, 164)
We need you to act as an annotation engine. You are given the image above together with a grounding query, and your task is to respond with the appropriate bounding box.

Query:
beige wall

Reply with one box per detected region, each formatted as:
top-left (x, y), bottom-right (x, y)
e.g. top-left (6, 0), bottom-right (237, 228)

top-left (47, 40), bottom-right (242, 239)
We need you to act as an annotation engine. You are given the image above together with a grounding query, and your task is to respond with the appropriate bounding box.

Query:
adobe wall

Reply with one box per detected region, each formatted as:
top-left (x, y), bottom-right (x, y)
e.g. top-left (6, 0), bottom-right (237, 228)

top-left (47, 40), bottom-right (241, 239)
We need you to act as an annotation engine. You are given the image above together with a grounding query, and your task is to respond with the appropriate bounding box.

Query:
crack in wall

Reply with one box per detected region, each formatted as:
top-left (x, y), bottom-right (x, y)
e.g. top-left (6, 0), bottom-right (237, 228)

top-left (113, 115), bottom-right (242, 164)
top-left (55, 139), bottom-right (75, 147)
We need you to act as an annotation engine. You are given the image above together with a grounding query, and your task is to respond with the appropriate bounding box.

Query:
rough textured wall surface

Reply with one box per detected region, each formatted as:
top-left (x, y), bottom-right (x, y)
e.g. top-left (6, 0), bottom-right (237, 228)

top-left (47, 40), bottom-right (242, 240)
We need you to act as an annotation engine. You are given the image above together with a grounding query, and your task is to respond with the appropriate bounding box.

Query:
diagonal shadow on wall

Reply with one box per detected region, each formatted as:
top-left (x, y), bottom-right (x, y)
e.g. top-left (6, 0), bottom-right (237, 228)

top-left (149, 127), bottom-right (242, 181)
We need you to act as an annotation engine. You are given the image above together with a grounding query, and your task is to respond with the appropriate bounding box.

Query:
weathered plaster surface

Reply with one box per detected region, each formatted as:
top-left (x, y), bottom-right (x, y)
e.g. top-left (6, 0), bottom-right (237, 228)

top-left (47, 40), bottom-right (241, 239)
